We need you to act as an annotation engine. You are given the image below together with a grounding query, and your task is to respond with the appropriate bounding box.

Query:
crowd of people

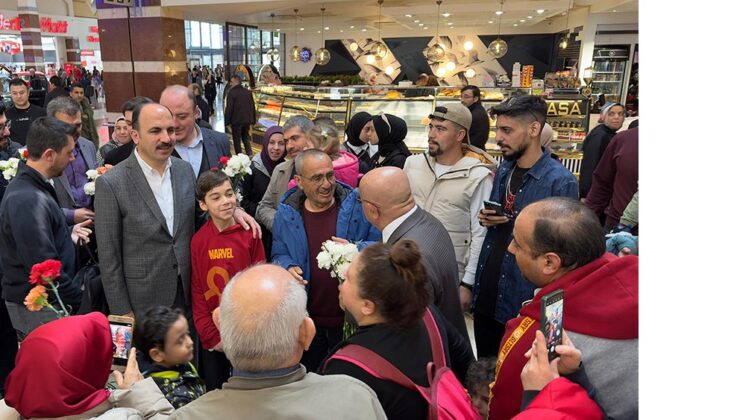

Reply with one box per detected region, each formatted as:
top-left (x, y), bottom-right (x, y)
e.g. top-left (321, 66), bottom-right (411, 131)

top-left (0, 77), bottom-right (638, 420)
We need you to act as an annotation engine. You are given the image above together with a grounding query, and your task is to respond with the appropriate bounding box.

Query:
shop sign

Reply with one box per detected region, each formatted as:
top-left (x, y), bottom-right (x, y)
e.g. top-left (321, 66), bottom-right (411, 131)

top-left (546, 100), bottom-right (585, 117)
top-left (0, 40), bottom-right (21, 55)
top-left (0, 14), bottom-right (21, 31)
top-left (39, 17), bottom-right (68, 33)
top-left (90, 26), bottom-right (98, 33)
top-left (87, 35), bottom-right (99, 42)
top-left (81, 49), bottom-right (95, 56)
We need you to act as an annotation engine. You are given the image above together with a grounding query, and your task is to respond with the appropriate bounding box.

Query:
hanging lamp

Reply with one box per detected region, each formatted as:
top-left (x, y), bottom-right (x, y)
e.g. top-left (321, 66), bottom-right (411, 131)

top-left (487, 0), bottom-right (507, 58)
top-left (560, 0), bottom-right (572, 49)
top-left (316, 6), bottom-right (331, 65)
top-left (367, 0), bottom-right (388, 62)
top-left (424, 0), bottom-right (446, 63)
top-left (290, 9), bottom-right (301, 62)
top-left (267, 13), bottom-right (280, 62)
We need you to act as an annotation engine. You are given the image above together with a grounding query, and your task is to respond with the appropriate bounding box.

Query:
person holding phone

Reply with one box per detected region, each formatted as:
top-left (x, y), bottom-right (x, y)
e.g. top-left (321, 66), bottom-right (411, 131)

top-left (487, 197), bottom-right (638, 420)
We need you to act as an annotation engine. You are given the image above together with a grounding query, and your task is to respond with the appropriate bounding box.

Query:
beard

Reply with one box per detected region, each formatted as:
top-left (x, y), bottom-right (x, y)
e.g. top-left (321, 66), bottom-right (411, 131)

top-left (500, 142), bottom-right (528, 161)
top-left (428, 141), bottom-right (442, 157)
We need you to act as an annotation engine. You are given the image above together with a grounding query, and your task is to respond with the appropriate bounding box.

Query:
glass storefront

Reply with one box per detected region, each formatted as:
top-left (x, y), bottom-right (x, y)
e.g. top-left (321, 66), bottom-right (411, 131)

top-left (185, 20), bottom-right (224, 70)
top-left (0, 35), bottom-right (58, 70)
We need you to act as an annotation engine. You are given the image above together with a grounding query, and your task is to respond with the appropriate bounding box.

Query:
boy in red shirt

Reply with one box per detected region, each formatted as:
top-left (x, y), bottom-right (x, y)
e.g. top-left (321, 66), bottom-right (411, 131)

top-left (191, 169), bottom-right (266, 389)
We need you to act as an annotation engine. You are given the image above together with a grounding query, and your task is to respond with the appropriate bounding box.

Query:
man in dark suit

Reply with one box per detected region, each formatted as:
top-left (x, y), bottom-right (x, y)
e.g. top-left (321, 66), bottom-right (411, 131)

top-left (160, 85), bottom-right (231, 176)
top-left (47, 96), bottom-right (97, 225)
top-left (358, 166), bottom-right (468, 339)
top-left (224, 75), bottom-right (256, 156)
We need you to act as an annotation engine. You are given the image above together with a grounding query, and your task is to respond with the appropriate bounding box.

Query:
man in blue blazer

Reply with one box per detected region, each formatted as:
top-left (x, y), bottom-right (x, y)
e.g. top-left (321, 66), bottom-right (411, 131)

top-left (160, 85), bottom-right (231, 177)
top-left (47, 96), bottom-right (98, 225)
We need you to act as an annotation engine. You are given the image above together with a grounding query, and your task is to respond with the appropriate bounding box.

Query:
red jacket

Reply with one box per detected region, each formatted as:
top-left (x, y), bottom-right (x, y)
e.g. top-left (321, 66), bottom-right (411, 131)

top-left (190, 220), bottom-right (266, 349)
top-left (490, 254), bottom-right (638, 420)
top-left (513, 378), bottom-right (603, 420)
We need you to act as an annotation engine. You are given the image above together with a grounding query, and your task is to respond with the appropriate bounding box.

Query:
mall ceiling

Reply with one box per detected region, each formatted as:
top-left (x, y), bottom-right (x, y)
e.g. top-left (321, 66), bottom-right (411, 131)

top-left (163, 0), bottom-right (637, 34)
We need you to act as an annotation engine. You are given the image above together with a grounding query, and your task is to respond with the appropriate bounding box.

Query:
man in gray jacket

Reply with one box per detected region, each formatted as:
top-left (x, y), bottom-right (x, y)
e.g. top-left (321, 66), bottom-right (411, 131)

top-left (172, 264), bottom-right (387, 420)
top-left (359, 167), bottom-right (468, 340)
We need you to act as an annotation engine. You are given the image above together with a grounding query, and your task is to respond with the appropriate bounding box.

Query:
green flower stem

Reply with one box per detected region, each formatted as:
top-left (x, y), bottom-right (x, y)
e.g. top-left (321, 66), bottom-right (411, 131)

top-left (49, 283), bottom-right (70, 317)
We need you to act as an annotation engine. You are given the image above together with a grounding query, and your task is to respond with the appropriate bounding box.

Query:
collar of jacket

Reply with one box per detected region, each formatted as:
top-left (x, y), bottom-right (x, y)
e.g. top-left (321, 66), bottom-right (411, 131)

top-left (282, 180), bottom-right (353, 211)
top-left (422, 150), bottom-right (495, 179)
top-left (225, 365), bottom-right (306, 391)
top-left (252, 154), bottom-right (270, 178)
top-left (17, 162), bottom-right (57, 199)
top-left (498, 148), bottom-right (555, 181)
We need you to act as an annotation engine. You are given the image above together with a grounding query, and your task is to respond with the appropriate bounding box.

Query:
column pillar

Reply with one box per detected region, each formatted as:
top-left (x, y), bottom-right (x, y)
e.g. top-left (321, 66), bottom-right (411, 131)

top-left (17, 0), bottom-right (44, 70)
top-left (65, 38), bottom-right (80, 66)
top-left (96, 0), bottom-right (187, 121)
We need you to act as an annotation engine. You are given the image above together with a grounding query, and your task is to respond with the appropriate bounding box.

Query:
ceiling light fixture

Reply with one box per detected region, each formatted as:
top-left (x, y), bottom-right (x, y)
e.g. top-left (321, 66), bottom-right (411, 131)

top-left (385, 65), bottom-right (394, 75)
top-left (536, 9), bottom-right (545, 14)
top-left (442, 12), bottom-right (451, 17)
top-left (560, 0), bottom-right (571, 49)
top-left (414, 19), bottom-right (420, 23)
top-left (405, 14), bottom-right (413, 18)
top-left (267, 13), bottom-right (280, 62)
top-left (366, 0), bottom-right (388, 62)
top-left (488, 0), bottom-right (508, 59)
top-left (464, 40), bottom-right (474, 50)
top-left (465, 68), bottom-right (476, 78)
top-left (316, 6), bottom-right (331, 65)
top-left (350, 25), bottom-right (355, 28)
top-left (425, 0), bottom-right (446, 63)
top-left (290, 9), bottom-right (301, 62)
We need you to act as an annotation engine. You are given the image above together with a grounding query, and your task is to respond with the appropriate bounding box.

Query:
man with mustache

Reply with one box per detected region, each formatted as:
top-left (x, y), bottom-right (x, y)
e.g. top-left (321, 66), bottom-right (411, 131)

top-left (271, 149), bottom-right (380, 372)
top-left (403, 103), bottom-right (496, 324)
top-left (472, 95), bottom-right (578, 359)
top-left (94, 103), bottom-right (197, 319)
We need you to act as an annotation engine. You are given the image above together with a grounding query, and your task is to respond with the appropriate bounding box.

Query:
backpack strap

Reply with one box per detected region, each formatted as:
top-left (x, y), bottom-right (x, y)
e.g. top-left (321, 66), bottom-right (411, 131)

top-left (421, 308), bottom-right (447, 368)
top-left (328, 344), bottom-right (431, 404)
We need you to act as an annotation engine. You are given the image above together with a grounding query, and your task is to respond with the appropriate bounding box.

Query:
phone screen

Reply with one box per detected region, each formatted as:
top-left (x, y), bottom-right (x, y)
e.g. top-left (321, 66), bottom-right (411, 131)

top-left (540, 290), bottom-right (564, 361)
top-left (110, 322), bottom-right (133, 367)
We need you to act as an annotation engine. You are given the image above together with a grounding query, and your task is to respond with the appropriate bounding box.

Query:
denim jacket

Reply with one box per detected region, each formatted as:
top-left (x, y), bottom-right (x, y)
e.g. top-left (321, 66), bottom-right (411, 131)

top-left (473, 150), bottom-right (578, 324)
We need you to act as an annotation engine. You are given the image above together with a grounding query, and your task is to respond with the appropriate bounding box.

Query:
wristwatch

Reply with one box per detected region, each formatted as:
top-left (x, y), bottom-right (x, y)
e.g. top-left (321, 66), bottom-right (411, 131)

top-left (459, 282), bottom-right (473, 291)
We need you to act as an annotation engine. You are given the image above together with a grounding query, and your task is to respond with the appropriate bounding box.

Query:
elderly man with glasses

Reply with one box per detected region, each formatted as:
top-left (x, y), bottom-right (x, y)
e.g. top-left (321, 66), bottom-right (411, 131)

top-left (271, 149), bottom-right (380, 373)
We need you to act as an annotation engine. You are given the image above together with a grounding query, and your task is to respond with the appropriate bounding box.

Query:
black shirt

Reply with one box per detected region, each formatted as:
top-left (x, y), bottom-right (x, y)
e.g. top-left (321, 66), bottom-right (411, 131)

top-left (5, 104), bottom-right (46, 146)
top-left (476, 165), bottom-right (528, 318)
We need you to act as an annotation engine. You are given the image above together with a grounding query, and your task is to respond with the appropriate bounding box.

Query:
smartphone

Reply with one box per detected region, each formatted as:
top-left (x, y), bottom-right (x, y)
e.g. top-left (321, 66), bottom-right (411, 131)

top-left (483, 200), bottom-right (504, 215)
top-left (540, 289), bottom-right (564, 361)
top-left (108, 315), bottom-right (135, 371)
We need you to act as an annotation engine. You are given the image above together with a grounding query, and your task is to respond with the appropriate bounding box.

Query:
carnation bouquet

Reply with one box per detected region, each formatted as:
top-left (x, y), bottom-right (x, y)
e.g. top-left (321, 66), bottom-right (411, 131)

top-left (24, 259), bottom-right (71, 318)
top-left (83, 164), bottom-right (113, 196)
top-left (316, 240), bottom-right (359, 284)
top-left (218, 154), bottom-right (252, 202)
top-left (0, 157), bottom-right (19, 181)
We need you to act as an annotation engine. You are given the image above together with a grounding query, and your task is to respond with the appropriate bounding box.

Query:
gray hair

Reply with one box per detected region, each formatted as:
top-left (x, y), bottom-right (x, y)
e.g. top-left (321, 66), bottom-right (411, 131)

top-left (283, 115), bottom-right (314, 135)
top-left (219, 265), bottom-right (308, 372)
top-left (47, 96), bottom-right (81, 118)
top-left (295, 148), bottom-right (331, 176)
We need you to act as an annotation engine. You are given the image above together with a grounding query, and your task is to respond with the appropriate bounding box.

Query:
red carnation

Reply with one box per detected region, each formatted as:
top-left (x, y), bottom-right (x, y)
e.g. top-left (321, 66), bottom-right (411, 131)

top-left (29, 259), bottom-right (62, 286)
top-left (22, 149), bottom-right (28, 159)
top-left (219, 156), bottom-right (230, 165)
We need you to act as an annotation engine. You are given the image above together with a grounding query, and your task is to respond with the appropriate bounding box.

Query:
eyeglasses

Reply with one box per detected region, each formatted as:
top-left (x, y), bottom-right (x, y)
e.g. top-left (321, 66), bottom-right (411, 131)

top-left (301, 171), bottom-right (335, 184)
top-left (0, 120), bottom-right (11, 131)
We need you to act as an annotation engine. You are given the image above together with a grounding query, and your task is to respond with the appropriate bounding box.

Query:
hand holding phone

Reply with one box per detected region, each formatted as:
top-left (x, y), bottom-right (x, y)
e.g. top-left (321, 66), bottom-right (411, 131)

top-left (483, 200), bottom-right (504, 215)
top-left (540, 289), bottom-right (564, 362)
top-left (108, 315), bottom-right (135, 372)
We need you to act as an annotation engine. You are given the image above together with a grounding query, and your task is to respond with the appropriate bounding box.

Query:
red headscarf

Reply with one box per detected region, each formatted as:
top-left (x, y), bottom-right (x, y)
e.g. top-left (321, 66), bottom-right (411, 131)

top-left (4, 312), bottom-right (114, 418)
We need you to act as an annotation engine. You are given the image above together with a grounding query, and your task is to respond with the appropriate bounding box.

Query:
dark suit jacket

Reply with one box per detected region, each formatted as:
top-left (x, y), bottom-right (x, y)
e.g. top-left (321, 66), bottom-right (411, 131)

top-left (224, 85), bottom-right (256, 126)
top-left (95, 153), bottom-right (196, 316)
top-left (468, 101), bottom-right (491, 150)
top-left (104, 141), bottom-right (134, 166)
top-left (52, 136), bottom-right (98, 210)
top-left (387, 207), bottom-right (469, 339)
top-left (171, 126), bottom-right (231, 176)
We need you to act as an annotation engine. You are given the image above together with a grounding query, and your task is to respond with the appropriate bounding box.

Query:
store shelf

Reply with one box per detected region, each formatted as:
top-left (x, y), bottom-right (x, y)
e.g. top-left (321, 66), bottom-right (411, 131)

top-left (593, 71), bottom-right (624, 74)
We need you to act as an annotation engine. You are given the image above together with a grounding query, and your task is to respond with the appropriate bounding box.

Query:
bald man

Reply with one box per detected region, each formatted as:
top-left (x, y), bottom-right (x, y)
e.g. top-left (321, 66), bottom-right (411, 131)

top-left (173, 264), bottom-right (387, 420)
top-left (359, 167), bottom-right (468, 339)
top-left (160, 85), bottom-right (231, 177)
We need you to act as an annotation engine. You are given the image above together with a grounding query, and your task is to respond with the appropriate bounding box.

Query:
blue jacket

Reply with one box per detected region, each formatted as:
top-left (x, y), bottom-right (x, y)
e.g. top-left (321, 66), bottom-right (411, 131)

top-left (271, 182), bottom-right (380, 288)
top-left (473, 150), bottom-right (578, 324)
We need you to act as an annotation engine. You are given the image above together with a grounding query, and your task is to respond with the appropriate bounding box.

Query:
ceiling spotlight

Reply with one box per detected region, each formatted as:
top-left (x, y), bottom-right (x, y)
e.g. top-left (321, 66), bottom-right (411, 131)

top-left (436, 66), bottom-right (447, 77)
top-left (447, 22), bottom-right (453, 25)
top-left (362, 28), bottom-right (367, 32)
top-left (276, 29), bottom-right (281, 31)
top-left (442, 12), bottom-right (451, 17)
top-left (350, 25), bottom-right (355, 29)
top-left (414, 19), bottom-right (420, 23)
top-left (423, 26), bottom-right (428, 29)
top-left (536, 9), bottom-right (545, 14)
top-left (465, 68), bottom-right (476, 78)
top-left (419, 23), bottom-right (424, 26)
top-left (366, 54), bottom-right (376, 64)
top-left (463, 40), bottom-right (474, 50)
top-left (340, 30), bottom-right (344, 32)
top-left (495, 10), bottom-right (503, 15)
top-left (513, 23), bottom-right (518, 26)
top-left (445, 61), bottom-right (455, 71)
top-left (300, 27), bottom-right (304, 31)
top-left (349, 42), bottom-right (359, 51)
top-left (488, 20), bottom-right (493, 23)
top-left (324, 26), bottom-right (329, 30)
top-left (317, 30), bottom-right (321, 33)
top-left (449, 26), bottom-right (454, 29)
top-left (612, 9), bottom-right (617, 12)
top-left (385, 65), bottom-right (394, 75)
top-left (527, 16), bottom-right (532, 19)
top-left (405, 14), bottom-right (413, 18)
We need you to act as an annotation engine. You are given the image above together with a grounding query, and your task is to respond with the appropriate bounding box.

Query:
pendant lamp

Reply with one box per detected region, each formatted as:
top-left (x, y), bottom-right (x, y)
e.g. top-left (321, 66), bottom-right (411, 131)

top-left (290, 9), bottom-right (301, 62)
top-left (488, 0), bottom-right (507, 58)
top-left (424, 0), bottom-right (446, 63)
top-left (316, 6), bottom-right (331, 65)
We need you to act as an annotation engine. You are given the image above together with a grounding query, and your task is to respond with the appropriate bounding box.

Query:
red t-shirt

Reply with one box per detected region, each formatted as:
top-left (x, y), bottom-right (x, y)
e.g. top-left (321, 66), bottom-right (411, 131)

top-left (190, 220), bottom-right (266, 349)
top-left (302, 203), bottom-right (343, 328)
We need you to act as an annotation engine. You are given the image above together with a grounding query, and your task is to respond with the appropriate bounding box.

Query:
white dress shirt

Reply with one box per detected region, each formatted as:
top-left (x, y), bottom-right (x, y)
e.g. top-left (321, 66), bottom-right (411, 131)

top-left (174, 126), bottom-right (204, 176)
top-left (382, 205), bottom-right (418, 243)
top-left (134, 148), bottom-right (175, 235)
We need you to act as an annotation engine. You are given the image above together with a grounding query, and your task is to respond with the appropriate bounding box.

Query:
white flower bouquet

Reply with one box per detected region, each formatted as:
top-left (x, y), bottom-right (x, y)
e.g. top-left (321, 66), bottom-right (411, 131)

top-left (219, 154), bottom-right (252, 203)
top-left (316, 240), bottom-right (359, 284)
top-left (0, 157), bottom-right (20, 181)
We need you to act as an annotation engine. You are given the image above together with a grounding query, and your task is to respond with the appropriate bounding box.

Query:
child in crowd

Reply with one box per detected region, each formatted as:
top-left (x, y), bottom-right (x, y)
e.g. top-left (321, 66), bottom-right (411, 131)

top-left (191, 169), bottom-right (266, 389)
top-left (134, 306), bottom-right (206, 409)
top-left (465, 357), bottom-right (497, 419)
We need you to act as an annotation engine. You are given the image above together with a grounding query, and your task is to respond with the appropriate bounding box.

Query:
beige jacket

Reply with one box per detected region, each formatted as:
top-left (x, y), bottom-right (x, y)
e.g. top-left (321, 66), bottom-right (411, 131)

top-left (255, 159), bottom-right (294, 231)
top-left (172, 365), bottom-right (387, 420)
top-left (404, 145), bottom-right (496, 279)
top-left (0, 378), bottom-right (174, 420)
